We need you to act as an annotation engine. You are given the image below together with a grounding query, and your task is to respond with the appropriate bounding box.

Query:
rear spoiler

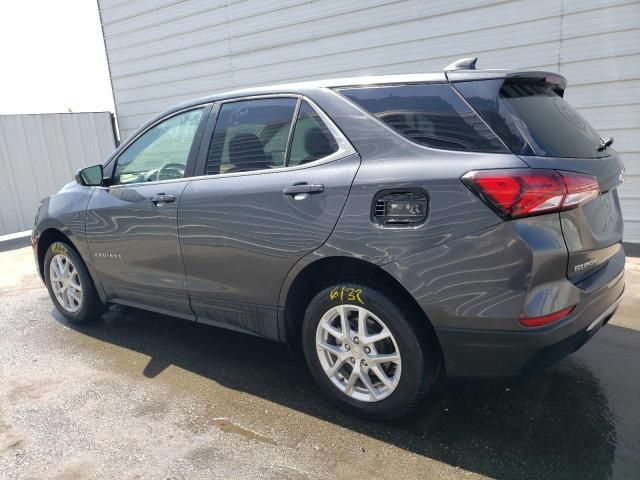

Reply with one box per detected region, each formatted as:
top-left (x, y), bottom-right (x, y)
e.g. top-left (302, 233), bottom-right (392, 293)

top-left (444, 58), bottom-right (567, 96)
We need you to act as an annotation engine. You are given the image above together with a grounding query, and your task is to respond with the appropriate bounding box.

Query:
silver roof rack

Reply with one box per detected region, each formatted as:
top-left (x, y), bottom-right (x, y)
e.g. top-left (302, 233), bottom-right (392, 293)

top-left (444, 57), bottom-right (478, 71)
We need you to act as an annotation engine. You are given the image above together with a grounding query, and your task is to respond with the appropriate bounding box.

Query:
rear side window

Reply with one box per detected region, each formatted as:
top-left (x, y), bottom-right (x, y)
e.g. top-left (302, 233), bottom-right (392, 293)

top-left (340, 84), bottom-right (507, 153)
top-left (206, 98), bottom-right (297, 175)
top-left (454, 78), bottom-right (607, 158)
top-left (288, 101), bottom-right (338, 166)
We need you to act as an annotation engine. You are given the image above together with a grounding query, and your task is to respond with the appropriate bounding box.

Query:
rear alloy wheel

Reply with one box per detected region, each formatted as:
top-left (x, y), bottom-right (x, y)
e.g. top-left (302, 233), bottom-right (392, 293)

top-left (303, 282), bottom-right (440, 420)
top-left (44, 241), bottom-right (105, 324)
top-left (316, 304), bottom-right (402, 402)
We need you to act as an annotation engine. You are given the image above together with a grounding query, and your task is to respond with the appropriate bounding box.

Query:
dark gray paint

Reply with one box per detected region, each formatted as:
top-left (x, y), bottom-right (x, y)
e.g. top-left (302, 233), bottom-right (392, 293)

top-left (85, 180), bottom-right (193, 318)
top-left (32, 182), bottom-right (107, 302)
top-left (179, 154), bottom-right (361, 337)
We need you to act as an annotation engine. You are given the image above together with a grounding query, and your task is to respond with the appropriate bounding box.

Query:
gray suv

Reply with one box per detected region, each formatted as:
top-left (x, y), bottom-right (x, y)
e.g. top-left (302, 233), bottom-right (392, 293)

top-left (33, 59), bottom-right (625, 419)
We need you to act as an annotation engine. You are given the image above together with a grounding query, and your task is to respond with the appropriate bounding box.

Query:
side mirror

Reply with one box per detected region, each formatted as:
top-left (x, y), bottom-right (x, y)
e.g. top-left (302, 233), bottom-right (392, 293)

top-left (75, 164), bottom-right (104, 186)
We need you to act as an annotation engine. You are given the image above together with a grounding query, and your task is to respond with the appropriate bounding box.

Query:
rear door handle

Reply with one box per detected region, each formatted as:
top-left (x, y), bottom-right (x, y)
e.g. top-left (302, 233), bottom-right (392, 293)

top-left (150, 193), bottom-right (175, 205)
top-left (283, 183), bottom-right (325, 196)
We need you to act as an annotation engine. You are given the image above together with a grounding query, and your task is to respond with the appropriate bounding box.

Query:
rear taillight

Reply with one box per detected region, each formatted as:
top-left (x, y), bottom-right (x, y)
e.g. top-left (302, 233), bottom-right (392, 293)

top-left (462, 169), bottom-right (599, 219)
top-left (561, 172), bottom-right (600, 208)
top-left (520, 305), bottom-right (575, 327)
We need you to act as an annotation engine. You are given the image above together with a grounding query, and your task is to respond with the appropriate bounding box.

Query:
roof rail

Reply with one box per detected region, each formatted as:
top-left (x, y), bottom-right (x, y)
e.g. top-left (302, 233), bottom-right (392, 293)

top-left (444, 57), bottom-right (478, 71)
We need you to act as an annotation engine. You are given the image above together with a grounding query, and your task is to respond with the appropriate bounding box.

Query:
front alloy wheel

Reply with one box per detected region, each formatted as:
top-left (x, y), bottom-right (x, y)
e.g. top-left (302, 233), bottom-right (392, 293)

top-left (44, 241), bottom-right (104, 324)
top-left (49, 253), bottom-right (83, 313)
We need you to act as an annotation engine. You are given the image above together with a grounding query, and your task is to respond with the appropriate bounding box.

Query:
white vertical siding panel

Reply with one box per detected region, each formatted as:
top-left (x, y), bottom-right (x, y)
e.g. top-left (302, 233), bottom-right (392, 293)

top-left (566, 80), bottom-right (640, 108)
top-left (0, 113), bottom-right (116, 235)
top-left (97, 0), bottom-right (640, 241)
top-left (559, 3), bottom-right (640, 241)
top-left (560, 1), bottom-right (640, 37)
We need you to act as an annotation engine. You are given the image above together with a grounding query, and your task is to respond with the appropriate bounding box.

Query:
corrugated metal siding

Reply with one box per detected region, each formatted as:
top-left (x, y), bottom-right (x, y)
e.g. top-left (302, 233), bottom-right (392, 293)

top-left (0, 113), bottom-right (116, 235)
top-left (98, 0), bottom-right (640, 241)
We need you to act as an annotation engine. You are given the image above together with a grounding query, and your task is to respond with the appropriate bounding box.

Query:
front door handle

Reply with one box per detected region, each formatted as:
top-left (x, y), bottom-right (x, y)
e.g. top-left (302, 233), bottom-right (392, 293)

top-left (283, 183), bottom-right (325, 196)
top-left (150, 193), bottom-right (175, 205)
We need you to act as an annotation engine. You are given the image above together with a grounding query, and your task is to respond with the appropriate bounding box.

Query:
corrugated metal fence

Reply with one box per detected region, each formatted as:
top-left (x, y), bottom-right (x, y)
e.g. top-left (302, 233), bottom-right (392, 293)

top-left (0, 112), bottom-right (116, 235)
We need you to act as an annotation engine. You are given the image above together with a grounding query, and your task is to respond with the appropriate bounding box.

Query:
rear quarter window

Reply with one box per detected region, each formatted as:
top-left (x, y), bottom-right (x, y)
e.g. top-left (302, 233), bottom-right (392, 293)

top-left (339, 84), bottom-right (507, 153)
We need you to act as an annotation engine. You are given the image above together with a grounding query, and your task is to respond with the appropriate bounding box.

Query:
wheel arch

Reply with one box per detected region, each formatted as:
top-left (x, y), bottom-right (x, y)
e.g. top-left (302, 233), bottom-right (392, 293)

top-left (36, 227), bottom-right (107, 303)
top-left (36, 228), bottom-right (79, 280)
top-left (281, 255), bottom-right (440, 355)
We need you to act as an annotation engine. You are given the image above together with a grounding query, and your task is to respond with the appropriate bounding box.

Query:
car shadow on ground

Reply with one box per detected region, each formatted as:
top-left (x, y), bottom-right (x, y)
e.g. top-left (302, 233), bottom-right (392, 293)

top-left (58, 306), bottom-right (631, 480)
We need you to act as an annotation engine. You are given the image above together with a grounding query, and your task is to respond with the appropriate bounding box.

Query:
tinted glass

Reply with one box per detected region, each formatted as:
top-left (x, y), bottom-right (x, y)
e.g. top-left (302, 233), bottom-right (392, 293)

top-left (288, 101), bottom-right (338, 166)
top-left (454, 79), bottom-right (607, 158)
top-left (206, 98), bottom-right (297, 175)
top-left (114, 108), bottom-right (204, 184)
top-left (341, 84), bottom-right (507, 152)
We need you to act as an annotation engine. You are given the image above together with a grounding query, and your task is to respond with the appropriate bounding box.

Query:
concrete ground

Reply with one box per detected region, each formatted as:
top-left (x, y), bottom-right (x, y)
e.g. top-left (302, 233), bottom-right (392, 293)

top-left (0, 246), bottom-right (639, 480)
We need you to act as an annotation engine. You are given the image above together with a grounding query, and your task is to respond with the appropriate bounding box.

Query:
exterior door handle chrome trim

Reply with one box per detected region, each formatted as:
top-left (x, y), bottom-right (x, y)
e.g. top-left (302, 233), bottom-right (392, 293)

top-left (150, 193), bottom-right (176, 205)
top-left (283, 183), bottom-right (325, 195)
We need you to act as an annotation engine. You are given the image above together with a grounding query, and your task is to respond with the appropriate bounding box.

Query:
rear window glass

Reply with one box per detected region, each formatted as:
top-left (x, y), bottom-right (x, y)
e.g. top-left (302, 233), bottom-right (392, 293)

top-left (340, 84), bottom-right (507, 153)
top-left (205, 98), bottom-right (297, 175)
top-left (288, 101), bottom-right (338, 166)
top-left (454, 79), bottom-right (607, 158)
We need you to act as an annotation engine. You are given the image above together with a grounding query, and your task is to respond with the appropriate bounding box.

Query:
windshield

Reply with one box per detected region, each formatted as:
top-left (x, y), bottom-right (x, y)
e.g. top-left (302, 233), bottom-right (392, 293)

top-left (453, 78), bottom-right (609, 158)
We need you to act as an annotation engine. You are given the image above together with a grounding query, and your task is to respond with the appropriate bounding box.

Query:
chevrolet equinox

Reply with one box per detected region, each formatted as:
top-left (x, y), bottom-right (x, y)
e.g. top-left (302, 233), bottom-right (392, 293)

top-left (33, 58), bottom-right (625, 419)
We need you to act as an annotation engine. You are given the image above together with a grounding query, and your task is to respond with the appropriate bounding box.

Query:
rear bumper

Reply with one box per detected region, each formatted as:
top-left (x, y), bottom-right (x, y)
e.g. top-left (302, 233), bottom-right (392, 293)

top-left (437, 270), bottom-right (624, 377)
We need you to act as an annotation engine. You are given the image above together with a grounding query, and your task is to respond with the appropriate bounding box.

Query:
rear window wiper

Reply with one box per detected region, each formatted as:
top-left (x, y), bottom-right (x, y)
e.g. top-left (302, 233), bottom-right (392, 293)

top-left (597, 136), bottom-right (614, 152)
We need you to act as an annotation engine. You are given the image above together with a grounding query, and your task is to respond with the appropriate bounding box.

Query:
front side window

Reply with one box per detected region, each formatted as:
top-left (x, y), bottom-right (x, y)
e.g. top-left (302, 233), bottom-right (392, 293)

top-left (288, 101), bottom-right (338, 166)
top-left (113, 108), bottom-right (204, 185)
top-left (205, 98), bottom-right (297, 175)
top-left (340, 84), bottom-right (507, 153)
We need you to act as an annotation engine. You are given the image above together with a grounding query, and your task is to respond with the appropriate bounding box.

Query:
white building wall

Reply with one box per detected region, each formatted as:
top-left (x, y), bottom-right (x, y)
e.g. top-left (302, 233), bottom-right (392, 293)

top-left (97, 0), bottom-right (640, 241)
top-left (0, 112), bottom-right (116, 235)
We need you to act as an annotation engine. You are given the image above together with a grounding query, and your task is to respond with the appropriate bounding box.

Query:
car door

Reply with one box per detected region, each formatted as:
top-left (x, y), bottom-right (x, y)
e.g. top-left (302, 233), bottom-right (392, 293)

top-left (178, 97), bottom-right (359, 339)
top-left (86, 105), bottom-right (210, 318)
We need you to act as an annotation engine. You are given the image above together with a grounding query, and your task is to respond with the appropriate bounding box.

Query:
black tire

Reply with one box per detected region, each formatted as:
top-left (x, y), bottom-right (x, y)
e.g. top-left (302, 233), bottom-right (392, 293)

top-left (43, 241), bottom-right (105, 324)
top-left (302, 282), bottom-right (440, 420)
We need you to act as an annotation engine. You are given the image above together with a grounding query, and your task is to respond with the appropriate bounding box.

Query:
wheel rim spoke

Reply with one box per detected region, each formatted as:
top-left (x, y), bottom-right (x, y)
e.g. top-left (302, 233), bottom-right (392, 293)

top-left (62, 258), bottom-right (70, 276)
top-left (52, 259), bottom-right (62, 280)
top-left (359, 370), bottom-right (379, 401)
top-left (65, 289), bottom-right (74, 308)
top-left (337, 305), bottom-right (351, 341)
top-left (56, 256), bottom-right (65, 276)
top-left (60, 287), bottom-right (69, 309)
top-left (320, 322), bottom-right (343, 342)
top-left (344, 369), bottom-right (359, 395)
top-left (70, 274), bottom-right (82, 292)
top-left (371, 365), bottom-right (394, 389)
top-left (317, 341), bottom-right (344, 357)
top-left (356, 307), bottom-right (368, 338)
top-left (326, 357), bottom-right (347, 377)
top-left (363, 329), bottom-right (392, 346)
top-left (368, 352), bottom-right (400, 365)
top-left (67, 287), bottom-right (81, 303)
